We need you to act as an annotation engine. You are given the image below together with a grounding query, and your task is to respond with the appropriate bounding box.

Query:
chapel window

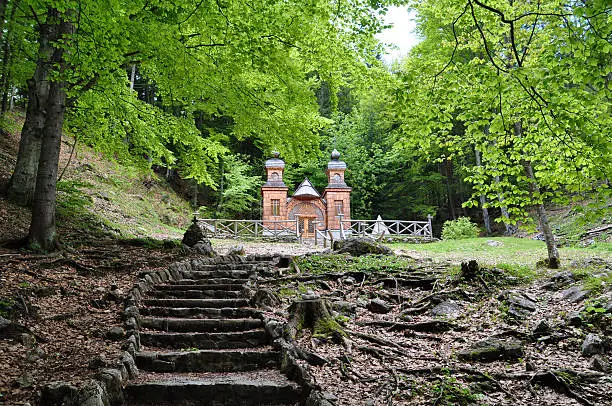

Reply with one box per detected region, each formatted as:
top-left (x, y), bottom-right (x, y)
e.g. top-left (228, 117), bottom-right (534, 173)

top-left (271, 199), bottom-right (280, 216)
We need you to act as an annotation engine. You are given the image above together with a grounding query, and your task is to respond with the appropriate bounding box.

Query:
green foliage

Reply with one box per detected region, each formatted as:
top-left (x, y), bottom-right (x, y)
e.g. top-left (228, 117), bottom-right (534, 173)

top-left (0, 299), bottom-right (14, 318)
top-left (429, 373), bottom-right (483, 405)
top-left (493, 263), bottom-right (536, 285)
top-left (391, 0), bottom-right (611, 227)
top-left (442, 217), bottom-right (480, 240)
top-left (215, 155), bottom-right (261, 219)
top-left (295, 254), bottom-right (416, 275)
top-left (56, 180), bottom-right (94, 217)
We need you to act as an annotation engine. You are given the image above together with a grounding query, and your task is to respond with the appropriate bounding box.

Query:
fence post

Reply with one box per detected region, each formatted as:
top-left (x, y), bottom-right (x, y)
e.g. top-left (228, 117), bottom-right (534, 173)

top-left (255, 221), bottom-right (259, 237)
top-left (427, 215), bottom-right (433, 237)
top-left (213, 219), bottom-right (217, 238)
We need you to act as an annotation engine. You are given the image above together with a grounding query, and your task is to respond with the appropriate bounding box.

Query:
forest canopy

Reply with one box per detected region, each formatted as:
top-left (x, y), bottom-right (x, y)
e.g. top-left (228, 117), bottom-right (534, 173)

top-left (1, 0), bottom-right (610, 264)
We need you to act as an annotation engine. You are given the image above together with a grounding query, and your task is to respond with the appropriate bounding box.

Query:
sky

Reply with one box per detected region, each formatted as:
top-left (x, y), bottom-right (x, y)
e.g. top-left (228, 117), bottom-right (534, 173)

top-left (376, 6), bottom-right (422, 63)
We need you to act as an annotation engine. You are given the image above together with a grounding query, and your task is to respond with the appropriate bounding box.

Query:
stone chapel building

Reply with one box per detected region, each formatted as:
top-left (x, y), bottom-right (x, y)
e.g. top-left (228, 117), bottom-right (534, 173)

top-left (261, 150), bottom-right (351, 238)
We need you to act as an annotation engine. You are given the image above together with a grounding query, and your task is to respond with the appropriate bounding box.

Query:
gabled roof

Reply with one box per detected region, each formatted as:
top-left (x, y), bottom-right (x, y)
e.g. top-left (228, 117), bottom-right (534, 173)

top-left (293, 178), bottom-right (321, 199)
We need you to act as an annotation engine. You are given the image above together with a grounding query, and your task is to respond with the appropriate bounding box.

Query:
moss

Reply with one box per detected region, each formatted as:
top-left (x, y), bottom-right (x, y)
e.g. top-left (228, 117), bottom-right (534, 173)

top-left (313, 317), bottom-right (347, 338)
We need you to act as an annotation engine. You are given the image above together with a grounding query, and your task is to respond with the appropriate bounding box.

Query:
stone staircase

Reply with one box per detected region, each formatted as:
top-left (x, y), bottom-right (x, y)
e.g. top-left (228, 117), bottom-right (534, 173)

top-left (124, 257), bottom-right (303, 406)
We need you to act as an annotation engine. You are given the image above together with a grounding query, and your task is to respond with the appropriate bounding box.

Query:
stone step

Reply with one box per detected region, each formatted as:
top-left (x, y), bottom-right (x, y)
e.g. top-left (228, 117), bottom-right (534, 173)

top-left (139, 306), bottom-right (261, 319)
top-left (143, 298), bottom-right (249, 308)
top-left (141, 317), bottom-right (263, 333)
top-left (167, 278), bottom-right (249, 286)
top-left (155, 283), bottom-right (246, 291)
top-left (181, 270), bottom-right (253, 279)
top-left (190, 262), bottom-right (259, 271)
top-left (139, 330), bottom-right (268, 349)
top-left (135, 349), bottom-right (280, 372)
top-left (149, 289), bottom-right (242, 299)
top-left (125, 370), bottom-right (302, 405)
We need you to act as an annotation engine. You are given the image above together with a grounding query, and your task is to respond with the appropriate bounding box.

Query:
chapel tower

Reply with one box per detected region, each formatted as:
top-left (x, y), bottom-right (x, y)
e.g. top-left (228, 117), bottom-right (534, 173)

top-left (261, 151), bottom-right (288, 221)
top-left (322, 149), bottom-right (351, 233)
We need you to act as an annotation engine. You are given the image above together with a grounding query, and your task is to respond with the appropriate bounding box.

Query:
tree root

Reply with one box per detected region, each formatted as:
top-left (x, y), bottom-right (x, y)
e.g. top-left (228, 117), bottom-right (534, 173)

top-left (530, 371), bottom-right (594, 406)
top-left (355, 319), bottom-right (457, 333)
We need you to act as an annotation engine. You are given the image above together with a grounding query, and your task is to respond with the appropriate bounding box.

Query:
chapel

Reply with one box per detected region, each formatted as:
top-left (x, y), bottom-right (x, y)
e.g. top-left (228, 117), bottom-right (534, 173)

top-left (261, 150), bottom-right (351, 238)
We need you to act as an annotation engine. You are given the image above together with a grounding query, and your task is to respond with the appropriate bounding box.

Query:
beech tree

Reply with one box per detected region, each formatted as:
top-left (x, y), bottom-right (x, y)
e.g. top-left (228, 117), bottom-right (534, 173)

top-left (393, 0), bottom-right (611, 267)
top-left (7, 0), bottom-right (394, 250)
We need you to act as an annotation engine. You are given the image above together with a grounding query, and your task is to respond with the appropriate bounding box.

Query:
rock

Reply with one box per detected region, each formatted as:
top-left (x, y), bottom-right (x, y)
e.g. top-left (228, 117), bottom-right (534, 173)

top-left (0, 316), bottom-right (14, 338)
top-left (561, 286), bottom-right (589, 303)
top-left (123, 305), bottom-right (140, 320)
top-left (251, 289), bottom-right (281, 307)
top-left (301, 290), bottom-right (319, 300)
top-left (356, 299), bottom-right (368, 309)
top-left (367, 298), bottom-right (391, 314)
top-left (551, 271), bottom-right (574, 285)
top-left (77, 380), bottom-right (108, 406)
top-left (533, 320), bottom-right (550, 336)
top-left (487, 240), bottom-right (503, 247)
top-left (566, 311), bottom-right (583, 327)
top-left (96, 368), bottom-right (124, 404)
top-left (88, 355), bottom-right (109, 370)
top-left (343, 276), bottom-right (356, 285)
top-left (121, 351), bottom-right (138, 379)
top-left (40, 382), bottom-right (79, 405)
top-left (458, 338), bottom-right (524, 362)
top-left (499, 290), bottom-right (537, 319)
top-left (192, 241), bottom-right (216, 256)
top-left (581, 333), bottom-right (606, 357)
top-left (306, 391), bottom-right (336, 406)
top-left (25, 347), bottom-right (45, 363)
top-left (181, 219), bottom-right (210, 247)
top-left (331, 301), bottom-right (356, 314)
top-left (20, 333), bottom-right (36, 347)
top-left (105, 326), bottom-right (125, 341)
top-left (333, 237), bottom-right (393, 256)
top-left (14, 371), bottom-right (34, 388)
top-left (590, 355), bottom-right (610, 372)
top-left (499, 290), bottom-right (537, 311)
top-left (103, 288), bottom-right (122, 303)
top-left (228, 245), bottom-right (246, 256)
top-left (430, 301), bottom-right (462, 318)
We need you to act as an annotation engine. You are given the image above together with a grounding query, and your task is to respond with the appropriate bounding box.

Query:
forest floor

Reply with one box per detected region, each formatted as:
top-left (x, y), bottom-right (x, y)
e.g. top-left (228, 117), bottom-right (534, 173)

top-left (260, 249), bottom-right (612, 406)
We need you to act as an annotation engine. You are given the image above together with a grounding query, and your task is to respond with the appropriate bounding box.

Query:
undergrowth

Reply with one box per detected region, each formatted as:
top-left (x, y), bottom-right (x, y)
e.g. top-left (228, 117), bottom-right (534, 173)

top-left (294, 254), bottom-right (416, 275)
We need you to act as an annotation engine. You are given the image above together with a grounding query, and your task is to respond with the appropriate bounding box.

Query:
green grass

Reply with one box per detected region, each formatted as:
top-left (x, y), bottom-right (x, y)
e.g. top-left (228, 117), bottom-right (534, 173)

top-left (388, 237), bottom-right (611, 267)
top-left (295, 254), bottom-right (416, 275)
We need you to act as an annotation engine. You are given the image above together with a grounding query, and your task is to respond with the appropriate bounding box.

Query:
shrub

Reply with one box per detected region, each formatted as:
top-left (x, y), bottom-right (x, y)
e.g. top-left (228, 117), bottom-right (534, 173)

top-left (442, 217), bottom-right (480, 240)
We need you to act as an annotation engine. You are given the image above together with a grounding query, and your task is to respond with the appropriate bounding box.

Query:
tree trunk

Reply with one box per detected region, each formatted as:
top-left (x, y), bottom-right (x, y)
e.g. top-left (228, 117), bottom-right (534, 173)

top-left (288, 297), bottom-right (344, 340)
top-left (129, 64), bottom-right (136, 90)
top-left (27, 9), bottom-right (72, 251)
top-left (474, 148), bottom-right (491, 235)
top-left (7, 18), bottom-right (54, 205)
top-left (29, 80), bottom-right (66, 250)
top-left (515, 122), bottom-right (559, 268)
top-left (443, 159), bottom-right (457, 220)
top-left (0, 0), bottom-right (16, 114)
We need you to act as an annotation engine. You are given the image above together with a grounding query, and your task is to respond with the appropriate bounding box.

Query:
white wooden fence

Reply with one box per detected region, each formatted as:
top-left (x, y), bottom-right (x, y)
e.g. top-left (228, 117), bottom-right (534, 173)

top-left (195, 216), bottom-right (433, 244)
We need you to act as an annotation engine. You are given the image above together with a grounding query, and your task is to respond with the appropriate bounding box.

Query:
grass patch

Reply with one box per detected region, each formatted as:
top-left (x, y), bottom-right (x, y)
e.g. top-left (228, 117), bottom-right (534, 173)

top-left (295, 254), bottom-right (416, 275)
top-left (389, 237), bottom-right (611, 267)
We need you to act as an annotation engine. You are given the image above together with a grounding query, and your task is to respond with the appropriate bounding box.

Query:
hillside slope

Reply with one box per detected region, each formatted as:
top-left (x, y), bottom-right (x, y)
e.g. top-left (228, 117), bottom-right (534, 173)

top-left (0, 112), bottom-right (192, 246)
